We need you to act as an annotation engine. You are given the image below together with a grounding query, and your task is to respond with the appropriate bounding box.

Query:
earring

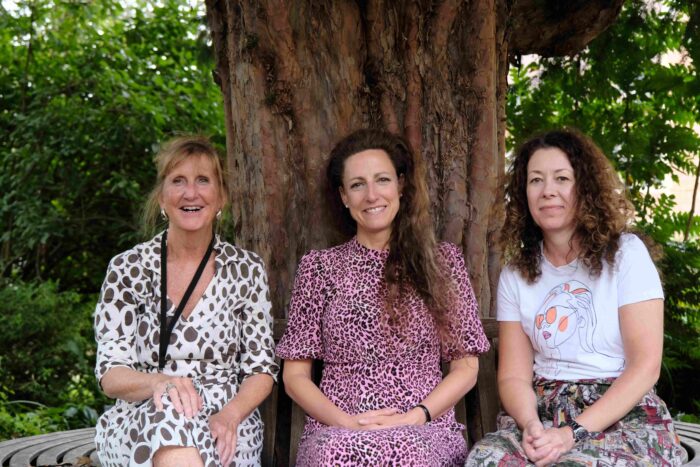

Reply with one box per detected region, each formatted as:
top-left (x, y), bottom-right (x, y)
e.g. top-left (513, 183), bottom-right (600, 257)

top-left (160, 208), bottom-right (168, 221)
top-left (345, 204), bottom-right (349, 208)
top-left (216, 210), bottom-right (222, 220)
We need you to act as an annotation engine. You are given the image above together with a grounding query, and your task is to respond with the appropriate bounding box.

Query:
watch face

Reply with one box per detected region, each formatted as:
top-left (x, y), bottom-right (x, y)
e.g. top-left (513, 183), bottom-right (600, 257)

top-left (573, 426), bottom-right (589, 442)
top-left (566, 420), bottom-right (589, 443)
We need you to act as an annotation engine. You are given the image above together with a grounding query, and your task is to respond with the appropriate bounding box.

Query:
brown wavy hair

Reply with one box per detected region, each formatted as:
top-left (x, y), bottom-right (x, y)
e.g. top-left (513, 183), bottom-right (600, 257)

top-left (326, 129), bottom-right (457, 342)
top-left (142, 135), bottom-right (228, 237)
top-left (502, 129), bottom-right (636, 283)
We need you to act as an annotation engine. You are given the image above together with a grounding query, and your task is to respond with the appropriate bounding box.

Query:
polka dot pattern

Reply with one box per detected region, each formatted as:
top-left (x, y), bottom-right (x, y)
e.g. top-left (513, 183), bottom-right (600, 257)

top-left (94, 232), bottom-right (278, 466)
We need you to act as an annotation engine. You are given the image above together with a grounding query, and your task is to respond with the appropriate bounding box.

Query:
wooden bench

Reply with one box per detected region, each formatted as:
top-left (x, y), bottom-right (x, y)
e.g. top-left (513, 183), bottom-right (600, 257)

top-left (0, 427), bottom-right (98, 466)
top-left (3, 424), bottom-right (700, 466)
top-left (2, 317), bottom-right (698, 466)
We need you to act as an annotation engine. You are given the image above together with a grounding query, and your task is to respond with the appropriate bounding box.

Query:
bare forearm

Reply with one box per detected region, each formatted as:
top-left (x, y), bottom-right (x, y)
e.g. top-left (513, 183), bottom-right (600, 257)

top-left (499, 377), bottom-right (539, 429)
top-left (576, 363), bottom-right (659, 432)
top-left (420, 357), bottom-right (479, 420)
top-left (219, 373), bottom-right (274, 424)
top-left (101, 366), bottom-right (167, 402)
top-left (284, 373), bottom-right (351, 427)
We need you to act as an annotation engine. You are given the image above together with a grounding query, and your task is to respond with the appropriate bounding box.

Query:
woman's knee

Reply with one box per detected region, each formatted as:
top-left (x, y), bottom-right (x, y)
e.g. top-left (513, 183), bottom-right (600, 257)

top-left (153, 446), bottom-right (204, 467)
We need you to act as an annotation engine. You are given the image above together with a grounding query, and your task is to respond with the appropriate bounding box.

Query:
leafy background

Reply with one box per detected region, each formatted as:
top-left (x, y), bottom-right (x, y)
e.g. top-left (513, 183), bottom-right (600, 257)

top-left (0, 0), bottom-right (698, 439)
top-left (0, 0), bottom-right (224, 437)
top-left (508, 0), bottom-right (700, 420)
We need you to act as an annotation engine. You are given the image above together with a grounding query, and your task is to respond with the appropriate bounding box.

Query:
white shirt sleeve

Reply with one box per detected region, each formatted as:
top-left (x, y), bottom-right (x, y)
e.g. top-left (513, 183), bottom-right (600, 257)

top-left (497, 267), bottom-right (522, 321)
top-left (617, 234), bottom-right (664, 307)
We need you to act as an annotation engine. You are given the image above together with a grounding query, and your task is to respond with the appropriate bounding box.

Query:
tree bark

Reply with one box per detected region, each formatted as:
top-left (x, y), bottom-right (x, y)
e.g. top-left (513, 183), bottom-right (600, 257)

top-left (205, 0), bottom-right (624, 320)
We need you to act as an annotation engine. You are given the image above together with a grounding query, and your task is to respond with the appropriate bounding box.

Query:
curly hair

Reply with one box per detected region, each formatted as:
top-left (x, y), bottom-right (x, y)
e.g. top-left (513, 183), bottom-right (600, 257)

top-left (326, 129), bottom-right (458, 342)
top-left (501, 129), bottom-right (635, 283)
top-left (142, 135), bottom-right (228, 237)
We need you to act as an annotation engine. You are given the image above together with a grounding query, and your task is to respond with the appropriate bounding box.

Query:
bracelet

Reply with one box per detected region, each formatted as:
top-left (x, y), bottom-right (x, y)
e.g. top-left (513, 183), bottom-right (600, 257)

top-left (415, 404), bottom-right (432, 423)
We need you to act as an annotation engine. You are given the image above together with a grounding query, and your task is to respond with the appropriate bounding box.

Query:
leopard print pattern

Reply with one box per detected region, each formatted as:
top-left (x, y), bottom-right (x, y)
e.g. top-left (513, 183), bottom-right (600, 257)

top-left (276, 238), bottom-right (490, 466)
top-left (94, 232), bottom-right (278, 467)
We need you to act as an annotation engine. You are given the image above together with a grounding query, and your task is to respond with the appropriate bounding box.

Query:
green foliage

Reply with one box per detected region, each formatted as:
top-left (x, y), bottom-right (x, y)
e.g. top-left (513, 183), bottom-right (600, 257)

top-left (508, 0), bottom-right (700, 416)
top-left (0, 0), bottom-right (226, 438)
top-left (0, 0), bottom-right (225, 292)
top-left (0, 398), bottom-right (98, 439)
top-left (0, 280), bottom-right (101, 407)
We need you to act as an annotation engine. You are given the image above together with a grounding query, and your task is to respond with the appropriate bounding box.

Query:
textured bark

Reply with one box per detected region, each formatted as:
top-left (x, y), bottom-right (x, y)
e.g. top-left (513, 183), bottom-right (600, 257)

top-left (205, 0), bottom-right (624, 321)
top-left (510, 0), bottom-right (626, 57)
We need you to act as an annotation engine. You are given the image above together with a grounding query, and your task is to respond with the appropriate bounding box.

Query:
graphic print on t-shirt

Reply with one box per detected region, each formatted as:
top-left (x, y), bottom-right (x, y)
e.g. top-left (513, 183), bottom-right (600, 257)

top-left (532, 280), bottom-right (625, 376)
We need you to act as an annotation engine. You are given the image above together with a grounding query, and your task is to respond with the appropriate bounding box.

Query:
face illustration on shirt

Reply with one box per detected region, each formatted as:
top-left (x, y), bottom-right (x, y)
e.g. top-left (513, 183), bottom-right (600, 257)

top-left (534, 281), bottom-right (594, 351)
top-left (535, 297), bottom-right (580, 348)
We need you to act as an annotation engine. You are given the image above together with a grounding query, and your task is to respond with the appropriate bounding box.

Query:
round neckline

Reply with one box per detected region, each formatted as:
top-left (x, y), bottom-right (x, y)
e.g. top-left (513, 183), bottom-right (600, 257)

top-left (351, 236), bottom-right (390, 258)
top-left (540, 242), bottom-right (578, 271)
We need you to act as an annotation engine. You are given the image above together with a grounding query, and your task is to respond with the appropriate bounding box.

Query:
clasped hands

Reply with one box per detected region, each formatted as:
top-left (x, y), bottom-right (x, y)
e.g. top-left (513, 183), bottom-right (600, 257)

top-left (521, 419), bottom-right (575, 467)
top-left (152, 376), bottom-right (239, 466)
top-left (340, 407), bottom-right (427, 430)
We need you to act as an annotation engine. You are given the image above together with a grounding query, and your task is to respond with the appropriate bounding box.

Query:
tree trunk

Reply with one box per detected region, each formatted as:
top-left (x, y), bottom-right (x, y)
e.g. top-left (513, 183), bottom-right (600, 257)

top-left (204, 0), bottom-right (624, 317)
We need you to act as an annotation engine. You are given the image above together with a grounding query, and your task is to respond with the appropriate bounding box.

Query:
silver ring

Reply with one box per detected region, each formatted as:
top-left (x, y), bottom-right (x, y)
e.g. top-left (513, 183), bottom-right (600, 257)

top-left (164, 382), bottom-right (176, 393)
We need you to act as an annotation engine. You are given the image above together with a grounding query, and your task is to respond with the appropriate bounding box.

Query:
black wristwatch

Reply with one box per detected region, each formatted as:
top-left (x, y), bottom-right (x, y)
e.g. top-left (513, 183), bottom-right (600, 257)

top-left (566, 419), bottom-right (590, 443)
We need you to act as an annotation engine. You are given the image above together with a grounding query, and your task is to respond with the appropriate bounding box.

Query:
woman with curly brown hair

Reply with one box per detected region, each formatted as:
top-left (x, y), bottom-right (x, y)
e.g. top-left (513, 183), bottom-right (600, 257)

top-left (466, 129), bottom-right (683, 466)
top-left (276, 129), bottom-right (490, 465)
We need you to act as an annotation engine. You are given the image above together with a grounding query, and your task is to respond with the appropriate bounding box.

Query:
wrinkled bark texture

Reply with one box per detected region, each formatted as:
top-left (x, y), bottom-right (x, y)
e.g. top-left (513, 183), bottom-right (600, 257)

top-left (204, 0), bottom-right (624, 320)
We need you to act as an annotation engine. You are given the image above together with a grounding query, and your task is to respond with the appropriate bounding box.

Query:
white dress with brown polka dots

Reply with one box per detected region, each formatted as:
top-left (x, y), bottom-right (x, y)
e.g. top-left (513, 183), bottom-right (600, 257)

top-left (93, 233), bottom-right (278, 467)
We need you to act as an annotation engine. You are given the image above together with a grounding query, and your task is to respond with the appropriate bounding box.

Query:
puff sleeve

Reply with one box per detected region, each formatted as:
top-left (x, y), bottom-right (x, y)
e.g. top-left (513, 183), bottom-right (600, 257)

top-left (275, 250), bottom-right (326, 360)
top-left (438, 242), bottom-right (490, 361)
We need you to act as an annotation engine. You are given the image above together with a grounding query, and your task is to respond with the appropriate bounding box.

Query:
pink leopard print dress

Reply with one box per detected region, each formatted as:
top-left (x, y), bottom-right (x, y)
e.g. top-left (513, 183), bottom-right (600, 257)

top-left (276, 238), bottom-right (490, 466)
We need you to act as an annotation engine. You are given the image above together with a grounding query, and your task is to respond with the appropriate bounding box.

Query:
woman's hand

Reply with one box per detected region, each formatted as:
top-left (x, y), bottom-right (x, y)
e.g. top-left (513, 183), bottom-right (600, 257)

top-left (152, 376), bottom-right (203, 418)
top-left (338, 407), bottom-right (426, 430)
top-left (209, 410), bottom-right (239, 467)
top-left (521, 419), bottom-right (574, 466)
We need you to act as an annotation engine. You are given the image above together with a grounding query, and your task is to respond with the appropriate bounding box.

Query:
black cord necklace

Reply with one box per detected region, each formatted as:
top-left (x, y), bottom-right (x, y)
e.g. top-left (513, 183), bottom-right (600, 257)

top-left (159, 229), bottom-right (216, 371)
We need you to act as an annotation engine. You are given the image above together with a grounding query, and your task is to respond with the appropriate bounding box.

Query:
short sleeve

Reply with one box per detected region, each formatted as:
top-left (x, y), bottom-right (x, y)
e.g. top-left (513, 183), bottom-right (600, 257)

top-left (237, 253), bottom-right (280, 382)
top-left (93, 252), bottom-right (140, 384)
top-left (496, 267), bottom-right (522, 321)
top-left (439, 243), bottom-right (490, 361)
top-left (275, 250), bottom-right (326, 360)
top-left (617, 234), bottom-right (664, 306)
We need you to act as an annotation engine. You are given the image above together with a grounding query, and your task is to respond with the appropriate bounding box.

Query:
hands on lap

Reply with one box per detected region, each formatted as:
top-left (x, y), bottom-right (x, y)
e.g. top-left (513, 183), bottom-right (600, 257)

top-left (340, 407), bottom-right (426, 431)
top-left (522, 419), bottom-right (575, 466)
top-left (209, 411), bottom-right (239, 466)
top-left (152, 376), bottom-right (203, 418)
top-left (152, 376), bottom-right (239, 465)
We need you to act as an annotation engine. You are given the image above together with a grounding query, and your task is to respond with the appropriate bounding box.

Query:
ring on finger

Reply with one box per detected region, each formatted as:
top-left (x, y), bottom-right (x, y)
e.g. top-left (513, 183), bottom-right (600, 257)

top-left (164, 382), bottom-right (177, 393)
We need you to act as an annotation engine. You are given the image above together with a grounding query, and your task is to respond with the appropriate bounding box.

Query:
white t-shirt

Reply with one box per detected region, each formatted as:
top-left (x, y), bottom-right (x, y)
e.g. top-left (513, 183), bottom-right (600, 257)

top-left (497, 233), bottom-right (663, 380)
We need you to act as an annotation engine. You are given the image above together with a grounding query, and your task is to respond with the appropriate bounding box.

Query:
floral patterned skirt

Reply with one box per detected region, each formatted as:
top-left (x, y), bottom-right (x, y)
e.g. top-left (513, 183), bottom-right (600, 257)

top-left (465, 378), bottom-right (683, 466)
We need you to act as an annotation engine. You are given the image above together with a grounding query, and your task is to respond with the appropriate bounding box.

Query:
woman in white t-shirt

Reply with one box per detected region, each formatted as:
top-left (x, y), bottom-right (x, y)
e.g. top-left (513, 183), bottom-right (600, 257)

top-left (466, 129), bottom-right (683, 466)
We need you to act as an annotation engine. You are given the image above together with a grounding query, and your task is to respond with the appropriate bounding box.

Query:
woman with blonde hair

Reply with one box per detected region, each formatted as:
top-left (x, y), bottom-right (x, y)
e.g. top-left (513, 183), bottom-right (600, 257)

top-left (466, 129), bottom-right (683, 466)
top-left (94, 135), bottom-right (277, 466)
top-left (277, 129), bottom-right (489, 466)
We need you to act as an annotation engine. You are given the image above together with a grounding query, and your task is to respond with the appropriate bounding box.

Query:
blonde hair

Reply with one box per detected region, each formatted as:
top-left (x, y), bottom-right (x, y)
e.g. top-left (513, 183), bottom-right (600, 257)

top-left (142, 135), bottom-right (228, 237)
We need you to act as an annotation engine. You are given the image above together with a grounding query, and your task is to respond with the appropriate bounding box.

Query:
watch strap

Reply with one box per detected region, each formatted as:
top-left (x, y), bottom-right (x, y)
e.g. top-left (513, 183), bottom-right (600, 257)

top-left (565, 419), bottom-right (590, 443)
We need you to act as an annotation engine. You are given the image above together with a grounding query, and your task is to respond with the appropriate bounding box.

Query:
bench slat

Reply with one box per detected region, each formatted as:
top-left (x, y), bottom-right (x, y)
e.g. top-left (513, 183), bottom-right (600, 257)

top-left (61, 441), bottom-right (99, 466)
top-left (0, 428), bottom-right (95, 465)
top-left (35, 429), bottom-right (95, 465)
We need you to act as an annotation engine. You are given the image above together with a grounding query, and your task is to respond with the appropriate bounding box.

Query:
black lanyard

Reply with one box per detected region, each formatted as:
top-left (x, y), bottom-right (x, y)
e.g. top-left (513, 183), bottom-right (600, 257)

top-left (159, 230), bottom-right (216, 370)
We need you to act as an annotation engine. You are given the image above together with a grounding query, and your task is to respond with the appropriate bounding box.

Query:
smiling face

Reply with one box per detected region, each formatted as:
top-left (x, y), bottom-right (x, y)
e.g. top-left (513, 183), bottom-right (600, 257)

top-left (159, 154), bottom-right (223, 237)
top-left (526, 147), bottom-right (577, 240)
top-left (339, 149), bottom-right (403, 248)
